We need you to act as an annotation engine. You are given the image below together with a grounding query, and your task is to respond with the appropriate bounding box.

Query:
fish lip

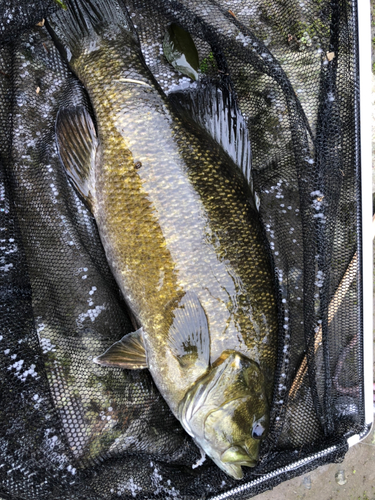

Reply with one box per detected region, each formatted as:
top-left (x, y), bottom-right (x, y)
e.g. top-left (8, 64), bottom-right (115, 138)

top-left (220, 445), bottom-right (258, 468)
top-left (239, 460), bottom-right (257, 467)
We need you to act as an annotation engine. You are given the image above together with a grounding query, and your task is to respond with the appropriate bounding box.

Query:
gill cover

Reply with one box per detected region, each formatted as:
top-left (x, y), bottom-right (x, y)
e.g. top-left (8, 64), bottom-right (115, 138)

top-left (179, 350), bottom-right (269, 479)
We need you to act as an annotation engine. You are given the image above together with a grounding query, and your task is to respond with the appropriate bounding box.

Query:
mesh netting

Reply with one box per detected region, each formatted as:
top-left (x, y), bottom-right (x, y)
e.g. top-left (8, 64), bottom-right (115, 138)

top-left (0, 0), bottom-right (365, 499)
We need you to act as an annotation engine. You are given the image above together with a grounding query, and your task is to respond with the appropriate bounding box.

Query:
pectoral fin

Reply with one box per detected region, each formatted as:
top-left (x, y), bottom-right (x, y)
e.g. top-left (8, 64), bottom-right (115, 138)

top-left (93, 328), bottom-right (148, 369)
top-left (56, 106), bottom-right (98, 211)
top-left (167, 292), bottom-right (210, 374)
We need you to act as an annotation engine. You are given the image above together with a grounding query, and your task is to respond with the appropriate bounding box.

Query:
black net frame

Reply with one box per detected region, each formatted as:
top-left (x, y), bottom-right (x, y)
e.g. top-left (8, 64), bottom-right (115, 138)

top-left (0, 0), bottom-right (369, 499)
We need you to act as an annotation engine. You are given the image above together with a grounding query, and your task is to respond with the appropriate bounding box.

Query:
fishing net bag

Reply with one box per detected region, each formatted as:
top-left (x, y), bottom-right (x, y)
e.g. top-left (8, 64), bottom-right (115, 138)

top-left (0, 0), bottom-right (372, 498)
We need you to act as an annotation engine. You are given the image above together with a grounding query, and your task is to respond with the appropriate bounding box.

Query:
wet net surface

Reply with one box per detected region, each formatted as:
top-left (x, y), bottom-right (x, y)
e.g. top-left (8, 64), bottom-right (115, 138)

top-left (0, 0), bottom-right (365, 499)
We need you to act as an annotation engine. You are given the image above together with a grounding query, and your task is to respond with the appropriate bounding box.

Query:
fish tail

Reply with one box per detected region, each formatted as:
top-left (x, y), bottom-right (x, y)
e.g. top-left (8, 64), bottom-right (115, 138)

top-left (46, 0), bottom-right (136, 57)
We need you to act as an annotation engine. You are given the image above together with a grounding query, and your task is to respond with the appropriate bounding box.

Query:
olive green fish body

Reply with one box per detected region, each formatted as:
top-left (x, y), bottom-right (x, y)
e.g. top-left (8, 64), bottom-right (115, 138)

top-left (52, 1), bottom-right (277, 478)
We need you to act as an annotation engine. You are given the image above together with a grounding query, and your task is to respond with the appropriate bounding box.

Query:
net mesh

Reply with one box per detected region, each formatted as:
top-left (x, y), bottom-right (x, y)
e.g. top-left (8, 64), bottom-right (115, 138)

top-left (0, 0), bottom-right (365, 498)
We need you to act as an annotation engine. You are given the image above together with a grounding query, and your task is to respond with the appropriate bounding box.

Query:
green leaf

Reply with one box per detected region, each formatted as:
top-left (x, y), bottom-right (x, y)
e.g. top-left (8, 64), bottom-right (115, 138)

top-left (53, 0), bottom-right (67, 10)
top-left (163, 23), bottom-right (199, 81)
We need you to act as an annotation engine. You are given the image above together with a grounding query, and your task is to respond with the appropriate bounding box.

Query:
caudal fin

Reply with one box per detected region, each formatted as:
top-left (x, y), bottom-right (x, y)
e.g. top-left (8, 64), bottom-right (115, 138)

top-left (47, 0), bottom-right (136, 58)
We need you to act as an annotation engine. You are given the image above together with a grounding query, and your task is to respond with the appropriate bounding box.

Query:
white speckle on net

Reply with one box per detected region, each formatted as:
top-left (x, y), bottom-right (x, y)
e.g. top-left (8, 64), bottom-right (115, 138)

top-left (4, 349), bottom-right (10, 355)
top-left (0, 263), bottom-right (13, 272)
top-left (78, 305), bottom-right (106, 325)
top-left (311, 190), bottom-right (323, 197)
top-left (313, 213), bottom-right (326, 221)
top-left (67, 465), bottom-right (76, 475)
top-left (40, 338), bottom-right (56, 354)
top-left (8, 359), bottom-right (23, 372)
top-left (282, 299), bottom-right (286, 304)
top-left (0, 336), bottom-right (3, 341)
top-left (36, 322), bottom-right (45, 334)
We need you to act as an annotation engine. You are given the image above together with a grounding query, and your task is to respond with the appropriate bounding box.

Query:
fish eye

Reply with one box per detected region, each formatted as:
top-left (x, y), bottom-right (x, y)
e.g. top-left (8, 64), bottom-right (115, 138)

top-left (252, 422), bottom-right (265, 439)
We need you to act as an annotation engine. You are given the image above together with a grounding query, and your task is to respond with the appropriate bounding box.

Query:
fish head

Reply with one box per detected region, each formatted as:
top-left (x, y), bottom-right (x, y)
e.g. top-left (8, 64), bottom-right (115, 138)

top-left (178, 350), bottom-right (270, 479)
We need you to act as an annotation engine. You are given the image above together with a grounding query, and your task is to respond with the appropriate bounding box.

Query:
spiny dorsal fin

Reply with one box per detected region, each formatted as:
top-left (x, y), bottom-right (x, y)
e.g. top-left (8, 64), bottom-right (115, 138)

top-left (168, 82), bottom-right (257, 208)
top-left (167, 292), bottom-right (210, 372)
top-left (93, 328), bottom-right (148, 369)
top-left (56, 106), bottom-right (97, 211)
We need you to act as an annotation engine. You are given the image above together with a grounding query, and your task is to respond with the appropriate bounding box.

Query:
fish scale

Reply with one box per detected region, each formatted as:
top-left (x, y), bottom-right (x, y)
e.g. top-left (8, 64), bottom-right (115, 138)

top-left (49, 0), bottom-right (278, 479)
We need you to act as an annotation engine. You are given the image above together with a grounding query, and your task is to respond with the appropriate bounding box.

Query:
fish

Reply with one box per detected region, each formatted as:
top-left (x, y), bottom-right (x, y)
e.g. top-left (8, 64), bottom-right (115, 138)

top-left (47, 0), bottom-right (278, 479)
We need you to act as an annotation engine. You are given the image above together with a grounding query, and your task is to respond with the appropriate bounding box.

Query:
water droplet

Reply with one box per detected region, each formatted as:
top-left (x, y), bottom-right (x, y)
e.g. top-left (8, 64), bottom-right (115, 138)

top-left (335, 470), bottom-right (347, 485)
top-left (303, 476), bottom-right (311, 490)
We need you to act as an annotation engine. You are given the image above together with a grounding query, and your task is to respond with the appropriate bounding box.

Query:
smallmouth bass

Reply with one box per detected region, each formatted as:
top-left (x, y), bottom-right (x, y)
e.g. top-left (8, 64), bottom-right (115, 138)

top-left (48, 0), bottom-right (278, 479)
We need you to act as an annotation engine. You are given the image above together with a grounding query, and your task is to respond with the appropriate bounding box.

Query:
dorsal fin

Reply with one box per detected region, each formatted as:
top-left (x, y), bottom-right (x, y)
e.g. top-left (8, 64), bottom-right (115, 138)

top-left (56, 106), bottom-right (97, 211)
top-left (168, 82), bottom-right (256, 206)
